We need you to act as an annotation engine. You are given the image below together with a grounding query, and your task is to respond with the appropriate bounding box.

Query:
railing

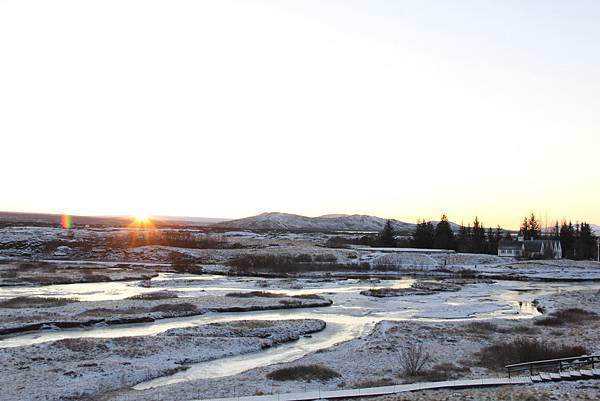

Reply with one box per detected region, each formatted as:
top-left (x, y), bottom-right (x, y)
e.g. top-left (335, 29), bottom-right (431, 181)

top-left (506, 355), bottom-right (600, 378)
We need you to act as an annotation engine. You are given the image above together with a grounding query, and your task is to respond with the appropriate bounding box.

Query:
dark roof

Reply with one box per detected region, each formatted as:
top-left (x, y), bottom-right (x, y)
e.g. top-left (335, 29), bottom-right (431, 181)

top-left (524, 240), bottom-right (544, 253)
top-left (498, 240), bottom-right (523, 250)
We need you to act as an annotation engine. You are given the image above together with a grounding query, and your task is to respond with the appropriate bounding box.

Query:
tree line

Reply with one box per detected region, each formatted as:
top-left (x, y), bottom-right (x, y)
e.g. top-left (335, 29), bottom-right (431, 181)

top-left (377, 213), bottom-right (598, 260)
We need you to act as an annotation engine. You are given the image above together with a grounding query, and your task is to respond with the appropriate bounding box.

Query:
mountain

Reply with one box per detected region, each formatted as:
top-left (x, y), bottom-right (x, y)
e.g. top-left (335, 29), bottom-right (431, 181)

top-left (155, 216), bottom-right (230, 225)
top-left (213, 212), bottom-right (448, 233)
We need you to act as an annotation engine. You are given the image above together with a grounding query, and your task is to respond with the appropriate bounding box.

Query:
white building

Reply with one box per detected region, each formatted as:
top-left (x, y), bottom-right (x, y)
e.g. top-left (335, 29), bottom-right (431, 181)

top-left (498, 238), bottom-right (562, 259)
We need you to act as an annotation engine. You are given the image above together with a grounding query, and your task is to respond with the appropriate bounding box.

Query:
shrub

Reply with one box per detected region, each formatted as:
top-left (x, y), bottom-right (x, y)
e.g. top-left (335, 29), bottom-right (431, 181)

top-left (127, 291), bottom-right (179, 300)
top-left (465, 321), bottom-right (498, 334)
top-left (457, 269), bottom-right (478, 279)
top-left (357, 378), bottom-right (395, 387)
top-left (105, 230), bottom-right (235, 250)
top-left (54, 338), bottom-right (109, 353)
top-left (534, 308), bottom-right (597, 327)
top-left (150, 303), bottom-right (197, 313)
top-left (478, 337), bottom-right (588, 369)
top-left (511, 325), bottom-right (541, 335)
top-left (225, 291), bottom-right (283, 298)
top-left (414, 363), bottom-right (471, 382)
top-left (0, 270), bottom-right (18, 278)
top-left (267, 365), bottom-right (341, 381)
top-left (0, 296), bottom-right (77, 308)
top-left (399, 343), bottom-right (431, 376)
top-left (169, 252), bottom-right (201, 273)
top-left (228, 254), bottom-right (370, 274)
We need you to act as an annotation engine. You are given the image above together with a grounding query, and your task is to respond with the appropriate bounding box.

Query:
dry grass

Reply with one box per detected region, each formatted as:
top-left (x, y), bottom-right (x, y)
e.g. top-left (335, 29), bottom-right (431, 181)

top-left (267, 364), bottom-right (341, 381)
top-left (79, 307), bottom-right (147, 316)
top-left (0, 296), bottom-right (78, 308)
top-left (226, 291), bottom-right (283, 298)
top-left (356, 378), bottom-right (395, 387)
top-left (412, 362), bottom-right (471, 382)
top-left (54, 338), bottom-right (109, 353)
top-left (464, 321), bottom-right (498, 334)
top-left (149, 303), bottom-right (197, 313)
top-left (127, 291), bottom-right (179, 300)
top-left (534, 308), bottom-right (597, 327)
top-left (478, 337), bottom-right (588, 369)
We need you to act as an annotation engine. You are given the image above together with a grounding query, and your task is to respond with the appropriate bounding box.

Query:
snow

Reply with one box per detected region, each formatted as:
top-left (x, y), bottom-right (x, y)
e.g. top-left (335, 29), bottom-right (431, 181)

top-left (213, 212), bottom-right (417, 232)
top-left (0, 293), bottom-right (332, 336)
top-left (0, 319), bottom-right (325, 401)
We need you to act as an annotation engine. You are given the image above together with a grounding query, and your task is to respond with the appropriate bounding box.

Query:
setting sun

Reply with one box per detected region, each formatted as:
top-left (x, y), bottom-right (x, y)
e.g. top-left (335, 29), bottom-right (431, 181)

top-left (130, 214), bottom-right (153, 228)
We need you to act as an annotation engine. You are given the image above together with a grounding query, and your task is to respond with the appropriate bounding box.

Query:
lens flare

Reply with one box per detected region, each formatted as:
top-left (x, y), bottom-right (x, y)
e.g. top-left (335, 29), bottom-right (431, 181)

top-left (61, 215), bottom-right (72, 229)
top-left (129, 214), bottom-right (154, 228)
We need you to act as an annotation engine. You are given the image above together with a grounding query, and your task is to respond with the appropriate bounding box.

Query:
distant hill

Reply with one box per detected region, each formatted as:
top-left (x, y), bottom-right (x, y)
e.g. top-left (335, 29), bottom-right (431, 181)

top-left (0, 211), bottom-right (228, 228)
top-left (154, 216), bottom-right (230, 225)
top-left (213, 212), bottom-right (458, 233)
top-left (0, 211), bottom-right (130, 227)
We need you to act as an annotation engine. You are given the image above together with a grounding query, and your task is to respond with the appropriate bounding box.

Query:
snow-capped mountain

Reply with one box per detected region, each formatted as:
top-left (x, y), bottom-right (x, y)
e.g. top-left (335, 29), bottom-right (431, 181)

top-left (214, 212), bottom-right (449, 233)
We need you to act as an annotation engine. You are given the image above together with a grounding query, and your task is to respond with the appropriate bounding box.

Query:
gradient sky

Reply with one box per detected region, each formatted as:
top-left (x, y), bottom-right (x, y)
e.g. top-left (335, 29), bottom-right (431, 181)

top-left (1, 1), bottom-right (599, 229)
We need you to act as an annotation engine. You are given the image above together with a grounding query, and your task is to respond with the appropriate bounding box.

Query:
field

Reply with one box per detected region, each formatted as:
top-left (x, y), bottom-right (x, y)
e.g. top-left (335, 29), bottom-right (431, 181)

top-left (1, 225), bottom-right (600, 400)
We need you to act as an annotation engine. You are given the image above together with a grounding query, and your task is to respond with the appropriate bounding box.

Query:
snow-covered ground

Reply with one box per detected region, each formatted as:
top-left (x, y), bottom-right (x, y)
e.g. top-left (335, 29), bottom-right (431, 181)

top-left (0, 319), bottom-right (325, 401)
top-left (105, 287), bottom-right (600, 401)
top-left (0, 292), bottom-right (332, 335)
top-left (3, 225), bottom-right (600, 401)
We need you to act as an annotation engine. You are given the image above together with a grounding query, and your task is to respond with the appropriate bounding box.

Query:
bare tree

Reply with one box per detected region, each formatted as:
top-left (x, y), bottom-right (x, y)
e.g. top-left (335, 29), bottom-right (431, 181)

top-left (399, 343), bottom-right (431, 376)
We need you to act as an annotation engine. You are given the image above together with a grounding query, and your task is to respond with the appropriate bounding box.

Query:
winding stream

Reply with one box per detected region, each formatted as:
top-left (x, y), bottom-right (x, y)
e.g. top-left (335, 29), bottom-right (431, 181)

top-left (2, 274), bottom-right (600, 389)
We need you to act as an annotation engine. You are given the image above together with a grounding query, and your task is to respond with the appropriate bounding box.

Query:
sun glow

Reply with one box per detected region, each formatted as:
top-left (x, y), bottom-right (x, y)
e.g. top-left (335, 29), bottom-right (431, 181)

top-left (130, 214), bottom-right (154, 228)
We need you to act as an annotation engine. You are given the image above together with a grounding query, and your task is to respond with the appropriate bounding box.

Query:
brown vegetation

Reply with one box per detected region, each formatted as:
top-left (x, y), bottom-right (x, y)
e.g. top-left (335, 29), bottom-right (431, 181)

top-left (399, 343), bottom-right (431, 376)
top-left (127, 291), bottom-right (179, 300)
top-left (534, 308), bottom-right (597, 327)
top-left (478, 337), bottom-right (588, 369)
top-left (228, 254), bottom-right (370, 274)
top-left (149, 303), bottom-right (197, 313)
top-left (0, 296), bottom-right (77, 308)
top-left (267, 364), bottom-right (341, 381)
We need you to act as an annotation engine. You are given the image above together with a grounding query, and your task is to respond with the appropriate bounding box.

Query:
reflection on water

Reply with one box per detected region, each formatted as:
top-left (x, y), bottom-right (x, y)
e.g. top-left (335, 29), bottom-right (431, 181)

top-left (2, 274), bottom-right (600, 387)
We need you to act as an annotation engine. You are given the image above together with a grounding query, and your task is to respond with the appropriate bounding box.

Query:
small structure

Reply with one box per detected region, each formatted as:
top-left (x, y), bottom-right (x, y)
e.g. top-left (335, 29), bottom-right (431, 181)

top-left (498, 237), bottom-right (562, 259)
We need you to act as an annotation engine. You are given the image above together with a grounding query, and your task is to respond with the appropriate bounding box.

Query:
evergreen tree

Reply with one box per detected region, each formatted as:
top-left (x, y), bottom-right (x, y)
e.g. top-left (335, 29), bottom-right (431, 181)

top-left (520, 217), bottom-right (530, 240)
top-left (379, 220), bottom-right (397, 248)
top-left (433, 215), bottom-right (456, 250)
top-left (456, 222), bottom-right (469, 253)
top-left (575, 222), bottom-right (597, 260)
top-left (528, 213), bottom-right (541, 239)
top-left (412, 219), bottom-right (434, 249)
top-left (559, 220), bottom-right (575, 258)
top-left (471, 217), bottom-right (486, 253)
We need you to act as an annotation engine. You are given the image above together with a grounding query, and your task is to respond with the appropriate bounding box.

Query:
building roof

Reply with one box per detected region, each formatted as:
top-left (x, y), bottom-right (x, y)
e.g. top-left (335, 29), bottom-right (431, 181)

top-left (524, 240), bottom-right (544, 253)
top-left (498, 240), bottom-right (523, 250)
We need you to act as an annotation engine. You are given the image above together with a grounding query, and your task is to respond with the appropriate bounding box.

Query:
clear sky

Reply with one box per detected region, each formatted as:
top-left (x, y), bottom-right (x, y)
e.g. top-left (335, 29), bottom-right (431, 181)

top-left (1, 1), bottom-right (599, 229)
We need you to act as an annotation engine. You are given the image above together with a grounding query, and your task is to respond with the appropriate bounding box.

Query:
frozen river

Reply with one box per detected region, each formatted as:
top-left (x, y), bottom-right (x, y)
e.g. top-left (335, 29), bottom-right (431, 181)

top-left (2, 273), bottom-right (599, 389)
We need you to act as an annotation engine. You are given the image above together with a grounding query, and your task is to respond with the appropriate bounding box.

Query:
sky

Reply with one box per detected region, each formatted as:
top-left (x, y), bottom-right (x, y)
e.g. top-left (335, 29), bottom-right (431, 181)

top-left (1, 1), bottom-right (599, 229)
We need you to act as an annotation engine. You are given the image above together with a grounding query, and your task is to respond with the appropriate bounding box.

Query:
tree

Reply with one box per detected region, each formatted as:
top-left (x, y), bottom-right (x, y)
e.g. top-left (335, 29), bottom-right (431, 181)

top-left (412, 219), bottom-right (435, 249)
top-left (434, 215), bottom-right (456, 250)
top-left (575, 222), bottom-right (597, 260)
top-left (520, 217), bottom-right (530, 240)
top-left (379, 220), bottom-right (397, 247)
top-left (528, 213), bottom-right (542, 239)
top-left (560, 221), bottom-right (575, 259)
top-left (471, 217), bottom-right (487, 254)
top-left (456, 222), bottom-right (470, 252)
top-left (399, 343), bottom-right (431, 376)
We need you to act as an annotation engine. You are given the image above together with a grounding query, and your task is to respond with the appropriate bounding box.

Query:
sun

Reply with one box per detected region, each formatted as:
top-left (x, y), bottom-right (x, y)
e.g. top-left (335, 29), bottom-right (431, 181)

top-left (129, 213), bottom-right (154, 228)
top-left (134, 213), bottom-right (151, 222)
